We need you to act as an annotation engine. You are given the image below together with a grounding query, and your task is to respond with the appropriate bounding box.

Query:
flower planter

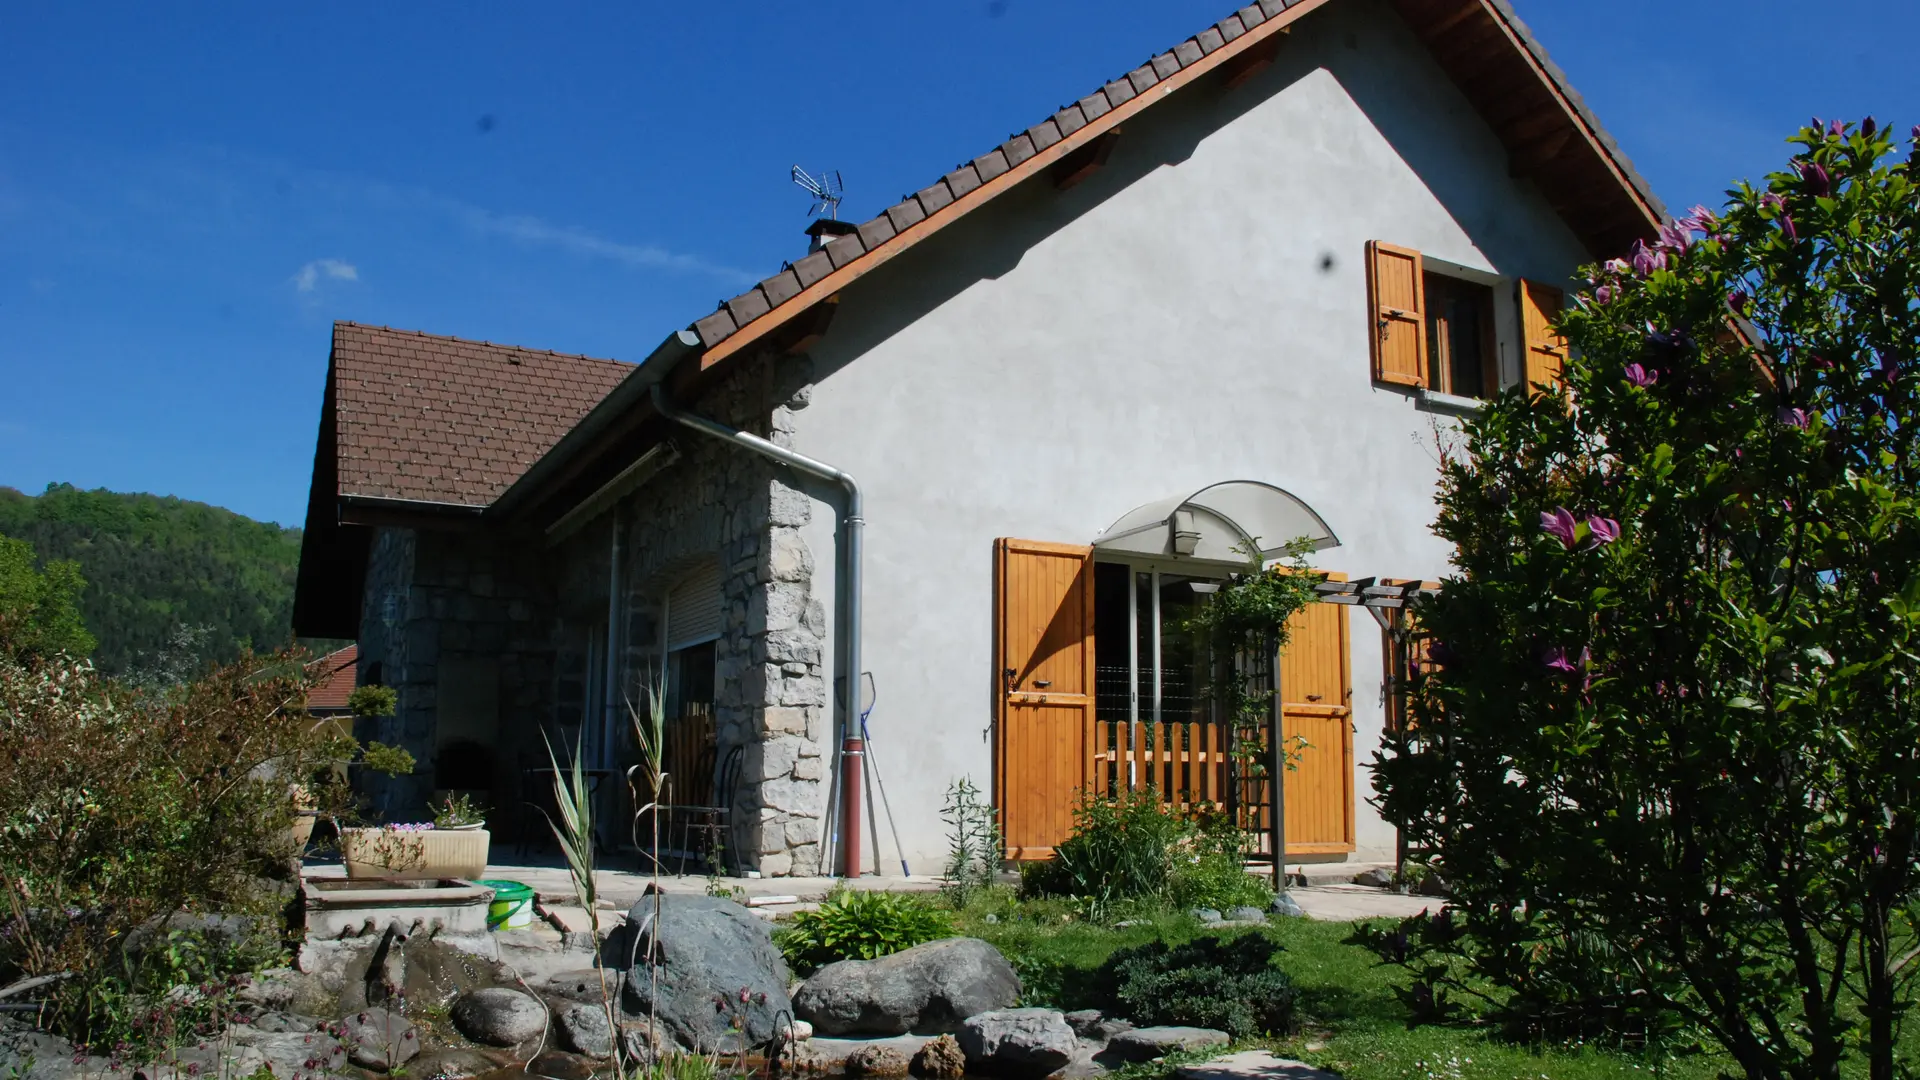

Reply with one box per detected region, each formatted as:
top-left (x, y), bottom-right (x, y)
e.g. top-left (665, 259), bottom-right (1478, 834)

top-left (341, 827), bottom-right (491, 881)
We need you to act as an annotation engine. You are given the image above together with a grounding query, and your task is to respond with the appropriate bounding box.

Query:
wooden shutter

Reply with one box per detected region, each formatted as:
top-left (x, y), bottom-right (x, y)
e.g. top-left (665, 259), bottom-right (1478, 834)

top-left (992, 539), bottom-right (1096, 860)
top-left (1367, 242), bottom-right (1427, 388)
top-left (1278, 576), bottom-right (1354, 853)
top-left (1519, 279), bottom-right (1567, 393)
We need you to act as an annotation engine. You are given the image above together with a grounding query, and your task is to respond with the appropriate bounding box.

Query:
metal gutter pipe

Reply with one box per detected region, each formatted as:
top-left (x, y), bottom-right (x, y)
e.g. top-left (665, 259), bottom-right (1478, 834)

top-left (648, 383), bottom-right (865, 877)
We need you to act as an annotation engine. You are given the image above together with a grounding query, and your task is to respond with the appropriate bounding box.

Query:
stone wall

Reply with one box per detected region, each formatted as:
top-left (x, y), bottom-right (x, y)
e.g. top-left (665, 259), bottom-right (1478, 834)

top-left (610, 352), bottom-right (831, 876)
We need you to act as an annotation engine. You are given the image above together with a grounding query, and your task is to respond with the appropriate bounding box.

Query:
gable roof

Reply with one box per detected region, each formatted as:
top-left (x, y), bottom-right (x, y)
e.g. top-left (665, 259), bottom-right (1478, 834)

top-left (326, 322), bottom-right (634, 508)
top-left (679, 0), bottom-right (1666, 374)
top-left (306, 644), bottom-right (358, 713)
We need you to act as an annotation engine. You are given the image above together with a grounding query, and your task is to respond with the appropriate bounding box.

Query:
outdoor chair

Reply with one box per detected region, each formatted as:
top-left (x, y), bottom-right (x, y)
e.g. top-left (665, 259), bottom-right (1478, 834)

top-left (629, 743), bottom-right (744, 874)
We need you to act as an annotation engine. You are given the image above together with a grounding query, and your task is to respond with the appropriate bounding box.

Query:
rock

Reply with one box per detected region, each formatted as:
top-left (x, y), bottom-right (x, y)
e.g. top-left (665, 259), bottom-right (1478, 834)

top-left (1270, 893), bottom-right (1306, 918)
top-left (795, 937), bottom-right (1020, 1035)
top-left (339, 1008), bottom-right (422, 1070)
top-left (235, 967), bottom-right (330, 1014)
top-left (620, 1020), bottom-right (688, 1063)
top-left (620, 894), bottom-right (792, 1053)
top-left (539, 967), bottom-right (624, 1004)
top-left (1176, 1050), bottom-right (1341, 1080)
top-left (789, 1019), bottom-right (815, 1042)
top-left (0, 1030), bottom-right (119, 1080)
top-left (226, 1025), bottom-right (350, 1077)
top-left (1063, 1010), bottom-right (1104, 1038)
top-left (1188, 908), bottom-right (1224, 924)
top-left (1417, 872), bottom-right (1453, 897)
top-left (913, 1034), bottom-right (968, 1078)
top-left (558, 1002), bottom-right (615, 1058)
top-left (452, 987), bottom-right (548, 1047)
top-left (1353, 868), bottom-right (1394, 888)
top-left (846, 1043), bottom-right (912, 1076)
top-left (1107, 1026), bottom-right (1231, 1062)
top-left (1226, 906), bottom-right (1267, 923)
top-left (956, 1009), bottom-right (1077, 1077)
top-left (413, 1048), bottom-right (503, 1079)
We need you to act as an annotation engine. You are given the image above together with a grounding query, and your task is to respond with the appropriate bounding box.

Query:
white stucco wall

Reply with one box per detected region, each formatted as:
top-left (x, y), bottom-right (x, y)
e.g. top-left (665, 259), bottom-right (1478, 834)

top-left (787, 0), bottom-right (1594, 872)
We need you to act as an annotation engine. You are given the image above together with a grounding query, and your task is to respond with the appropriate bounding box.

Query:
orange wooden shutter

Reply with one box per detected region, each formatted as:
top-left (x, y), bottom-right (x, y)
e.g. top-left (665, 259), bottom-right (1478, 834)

top-left (992, 539), bottom-right (1096, 860)
top-left (1519, 279), bottom-right (1567, 393)
top-left (1367, 242), bottom-right (1427, 388)
top-left (1278, 574), bottom-right (1354, 853)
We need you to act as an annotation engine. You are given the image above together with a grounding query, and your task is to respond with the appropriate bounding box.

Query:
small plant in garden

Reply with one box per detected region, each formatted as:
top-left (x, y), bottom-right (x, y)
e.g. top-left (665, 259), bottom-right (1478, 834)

top-left (1022, 788), bottom-right (1191, 911)
top-left (1101, 932), bottom-right (1298, 1037)
top-left (939, 776), bottom-right (1001, 908)
top-left (345, 682), bottom-right (398, 720)
top-left (431, 792), bottom-right (486, 828)
top-left (776, 887), bottom-right (955, 974)
top-left (1371, 119), bottom-right (1920, 1080)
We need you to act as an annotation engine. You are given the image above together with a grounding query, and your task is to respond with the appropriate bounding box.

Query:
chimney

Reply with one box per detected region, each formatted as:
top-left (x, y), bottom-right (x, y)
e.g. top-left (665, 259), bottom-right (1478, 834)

top-left (806, 218), bottom-right (859, 254)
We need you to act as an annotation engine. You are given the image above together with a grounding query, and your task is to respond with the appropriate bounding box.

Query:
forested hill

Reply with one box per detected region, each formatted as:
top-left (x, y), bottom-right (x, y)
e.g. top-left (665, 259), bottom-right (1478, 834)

top-left (0, 483), bottom-right (304, 674)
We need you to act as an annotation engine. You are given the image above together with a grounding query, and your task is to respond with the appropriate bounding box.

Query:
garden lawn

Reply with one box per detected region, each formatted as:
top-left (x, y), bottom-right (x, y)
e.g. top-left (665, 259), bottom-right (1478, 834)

top-left (951, 899), bottom-right (1729, 1080)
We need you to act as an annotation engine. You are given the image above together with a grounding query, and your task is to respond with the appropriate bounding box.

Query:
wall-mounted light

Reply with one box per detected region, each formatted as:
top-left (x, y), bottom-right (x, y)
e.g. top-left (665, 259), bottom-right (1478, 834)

top-left (1170, 509), bottom-right (1201, 556)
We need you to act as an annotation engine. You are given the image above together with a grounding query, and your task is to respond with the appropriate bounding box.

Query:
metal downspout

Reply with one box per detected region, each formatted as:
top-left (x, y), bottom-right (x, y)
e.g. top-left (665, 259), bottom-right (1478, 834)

top-left (649, 384), bottom-right (864, 877)
top-left (604, 516), bottom-right (622, 774)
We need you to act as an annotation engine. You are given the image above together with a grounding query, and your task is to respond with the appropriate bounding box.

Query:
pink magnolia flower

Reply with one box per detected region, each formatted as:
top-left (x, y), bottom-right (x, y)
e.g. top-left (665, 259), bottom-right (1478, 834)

top-left (1830, 118), bottom-right (1846, 136)
top-left (1586, 517), bottom-right (1621, 546)
top-left (1797, 161), bottom-right (1832, 197)
top-left (1782, 214), bottom-right (1799, 242)
top-left (1728, 288), bottom-right (1749, 311)
top-left (1540, 507), bottom-right (1579, 549)
top-left (1623, 363), bottom-right (1657, 387)
top-left (1778, 407), bottom-right (1810, 429)
top-left (1863, 116), bottom-right (1877, 138)
top-left (1630, 239), bottom-right (1667, 276)
top-left (1595, 284), bottom-right (1616, 305)
top-left (1760, 192), bottom-right (1786, 213)
top-left (1657, 219), bottom-right (1693, 251)
top-left (1603, 258), bottom-right (1629, 275)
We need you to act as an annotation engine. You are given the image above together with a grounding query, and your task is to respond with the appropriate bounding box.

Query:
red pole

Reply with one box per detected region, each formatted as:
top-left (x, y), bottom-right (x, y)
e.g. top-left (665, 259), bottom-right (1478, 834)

top-left (839, 736), bottom-right (865, 878)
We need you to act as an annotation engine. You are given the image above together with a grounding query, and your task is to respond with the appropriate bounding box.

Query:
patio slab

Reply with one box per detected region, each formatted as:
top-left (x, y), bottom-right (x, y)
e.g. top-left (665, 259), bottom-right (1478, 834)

top-left (1287, 883), bottom-right (1439, 921)
top-left (1178, 1050), bottom-right (1341, 1080)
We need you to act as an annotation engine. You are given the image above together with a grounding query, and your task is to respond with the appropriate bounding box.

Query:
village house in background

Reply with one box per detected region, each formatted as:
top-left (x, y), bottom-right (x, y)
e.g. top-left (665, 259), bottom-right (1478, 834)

top-left (293, 0), bottom-right (1664, 877)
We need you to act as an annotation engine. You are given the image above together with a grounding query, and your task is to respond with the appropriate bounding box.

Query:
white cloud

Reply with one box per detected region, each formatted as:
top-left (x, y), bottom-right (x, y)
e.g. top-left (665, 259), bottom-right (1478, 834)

top-left (292, 258), bottom-right (359, 293)
top-left (459, 208), bottom-right (754, 284)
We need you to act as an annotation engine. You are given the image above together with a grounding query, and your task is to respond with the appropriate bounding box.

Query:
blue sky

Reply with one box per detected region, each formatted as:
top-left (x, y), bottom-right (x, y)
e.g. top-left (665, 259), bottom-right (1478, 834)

top-left (3, 0), bottom-right (1915, 527)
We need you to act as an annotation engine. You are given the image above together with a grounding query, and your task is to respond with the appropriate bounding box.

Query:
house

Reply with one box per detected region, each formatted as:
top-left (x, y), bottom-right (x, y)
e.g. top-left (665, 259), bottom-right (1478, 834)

top-left (293, 0), bottom-right (1663, 876)
top-left (306, 643), bottom-right (360, 719)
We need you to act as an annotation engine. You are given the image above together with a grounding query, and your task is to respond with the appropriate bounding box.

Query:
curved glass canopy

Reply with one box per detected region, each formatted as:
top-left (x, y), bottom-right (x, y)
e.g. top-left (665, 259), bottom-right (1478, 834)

top-left (1092, 481), bottom-right (1340, 563)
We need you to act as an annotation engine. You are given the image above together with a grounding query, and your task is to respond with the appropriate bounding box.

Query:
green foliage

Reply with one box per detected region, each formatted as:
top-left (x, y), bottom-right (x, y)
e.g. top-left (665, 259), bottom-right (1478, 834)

top-left (1023, 791), bottom-right (1272, 914)
top-left (347, 682), bottom-right (398, 718)
top-left (359, 740), bottom-right (416, 777)
top-left (0, 648), bottom-right (414, 1049)
top-left (776, 887), bottom-right (955, 974)
top-left (432, 791), bottom-right (486, 827)
top-left (940, 776), bottom-right (1002, 908)
top-left (0, 484), bottom-right (324, 676)
top-left (0, 531), bottom-right (95, 662)
top-left (1102, 933), bottom-right (1299, 1037)
top-left (1370, 120), bottom-right (1920, 1079)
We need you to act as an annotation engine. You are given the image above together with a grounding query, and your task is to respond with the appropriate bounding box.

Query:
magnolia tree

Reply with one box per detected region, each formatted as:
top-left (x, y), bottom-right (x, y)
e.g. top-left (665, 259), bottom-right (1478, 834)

top-left (1368, 120), bottom-right (1920, 1080)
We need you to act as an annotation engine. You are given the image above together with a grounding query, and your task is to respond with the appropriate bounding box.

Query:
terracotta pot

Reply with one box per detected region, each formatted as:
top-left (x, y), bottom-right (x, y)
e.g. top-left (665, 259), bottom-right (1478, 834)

top-left (341, 827), bottom-right (491, 881)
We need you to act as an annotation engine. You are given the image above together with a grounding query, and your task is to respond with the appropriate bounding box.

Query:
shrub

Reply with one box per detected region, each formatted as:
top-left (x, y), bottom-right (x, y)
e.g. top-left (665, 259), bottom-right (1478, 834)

top-left (939, 777), bottom-right (1001, 909)
top-left (776, 887), bottom-right (954, 974)
top-left (1101, 933), bottom-right (1298, 1037)
top-left (0, 648), bottom-right (410, 1049)
top-left (1023, 789), bottom-right (1191, 906)
top-left (1371, 119), bottom-right (1920, 1077)
top-left (1168, 810), bottom-right (1274, 912)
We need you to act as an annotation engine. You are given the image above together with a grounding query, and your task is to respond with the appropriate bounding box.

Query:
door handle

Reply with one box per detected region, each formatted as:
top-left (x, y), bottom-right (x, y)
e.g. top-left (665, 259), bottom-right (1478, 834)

top-left (1034, 680), bottom-right (1052, 689)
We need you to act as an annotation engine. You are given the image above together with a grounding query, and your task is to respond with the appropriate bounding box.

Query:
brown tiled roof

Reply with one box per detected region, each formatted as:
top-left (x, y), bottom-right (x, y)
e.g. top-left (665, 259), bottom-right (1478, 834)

top-left (331, 322), bottom-right (633, 506)
top-left (307, 644), bottom-right (358, 712)
top-left (685, 0), bottom-right (1664, 363)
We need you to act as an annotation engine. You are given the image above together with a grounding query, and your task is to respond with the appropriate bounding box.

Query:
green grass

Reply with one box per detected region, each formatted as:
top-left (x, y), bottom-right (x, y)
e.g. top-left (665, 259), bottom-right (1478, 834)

top-left (948, 890), bottom-right (1728, 1080)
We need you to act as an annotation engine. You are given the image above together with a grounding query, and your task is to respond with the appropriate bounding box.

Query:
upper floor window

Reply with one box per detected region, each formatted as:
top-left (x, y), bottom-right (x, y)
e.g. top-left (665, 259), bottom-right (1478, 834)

top-left (1365, 240), bottom-right (1567, 401)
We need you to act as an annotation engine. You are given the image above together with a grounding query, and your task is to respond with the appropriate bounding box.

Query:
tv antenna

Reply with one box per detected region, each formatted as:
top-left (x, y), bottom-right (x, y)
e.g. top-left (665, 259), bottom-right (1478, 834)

top-left (791, 166), bottom-right (845, 220)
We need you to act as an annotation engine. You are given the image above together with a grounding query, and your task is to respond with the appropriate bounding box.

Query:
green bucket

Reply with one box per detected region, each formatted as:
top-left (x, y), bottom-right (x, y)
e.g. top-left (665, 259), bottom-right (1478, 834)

top-left (477, 879), bottom-right (533, 931)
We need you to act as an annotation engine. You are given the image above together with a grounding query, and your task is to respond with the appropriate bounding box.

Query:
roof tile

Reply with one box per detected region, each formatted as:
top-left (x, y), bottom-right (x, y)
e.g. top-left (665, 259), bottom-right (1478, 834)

top-left (1197, 27), bottom-right (1227, 53)
top-left (1054, 103), bottom-right (1087, 138)
top-left (974, 148), bottom-right (1012, 182)
top-left (1217, 16), bottom-right (1245, 43)
top-left (857, 214), bottom-right (897, 249)
top-left (1238, 4), bottom-right (1266, 28)
top-left (1175, 39), bottom-right (1205, 67)
top-left (1127, 65), bottom-right (1159, 95)
top-left (1103, 77), bottom-right (1137, 107)
top-left (1259, 0), bottom-right (1288, 17)
top-left (792, 249), bottom-right (834, 288)
top-left (695, 309), bottom-right (739, 347)
top-left (1002, 133), bottom-right (1037, 168)
top-left (945, 164), bottom-right (983, 199)
top-left (916, 180), bottom-right (955, 215)
top-left (725, 287), bottom-right (772, 326)
top-left (886, 197), bottom-right (927, 232)
top-left (1078, 90), bottom-right (1113, 122)
top-left (1027, 118), bottom-right (1062, 153)
top-left (825, 232), bottom-right (866, 269)
top-left (760, 269), bottom-right (804, 308)
top-left (1152, 51), bottom-right (1183, 80)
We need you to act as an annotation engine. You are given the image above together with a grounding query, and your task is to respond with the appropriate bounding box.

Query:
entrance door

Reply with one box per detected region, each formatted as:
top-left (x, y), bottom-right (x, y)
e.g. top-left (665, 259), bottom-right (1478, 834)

top-left (992, 539), bottom-right (1096, 859)
top-left (1279, 587), bottom-right (1355, 853)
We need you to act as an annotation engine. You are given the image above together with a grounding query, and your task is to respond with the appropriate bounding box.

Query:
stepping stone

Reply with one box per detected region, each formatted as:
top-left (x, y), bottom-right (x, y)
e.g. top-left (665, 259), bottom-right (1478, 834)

top-left (1177, 1049), bottom-right (1342, 1080)
top-left (1108, 1026), bottom-right (1230, 1061)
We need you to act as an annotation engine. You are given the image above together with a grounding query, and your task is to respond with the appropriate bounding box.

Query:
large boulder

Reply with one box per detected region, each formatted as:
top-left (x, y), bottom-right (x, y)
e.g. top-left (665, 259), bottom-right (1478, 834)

top-left (956, 1008), bottom-right (1077, 1077)
top-left (451, 988), bottom-right (547, 1047)
top-left (620, 894), bottom-right (792, 1053)
top-left (338, 1008), bottom-right (422, 1070)
top-left (794, 937), bottom-right (1019, 1035)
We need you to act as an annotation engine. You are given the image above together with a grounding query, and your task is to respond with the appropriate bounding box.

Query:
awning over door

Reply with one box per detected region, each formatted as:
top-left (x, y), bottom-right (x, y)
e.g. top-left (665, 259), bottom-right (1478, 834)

top-left (1092, 481), bottom-right (1339, 562)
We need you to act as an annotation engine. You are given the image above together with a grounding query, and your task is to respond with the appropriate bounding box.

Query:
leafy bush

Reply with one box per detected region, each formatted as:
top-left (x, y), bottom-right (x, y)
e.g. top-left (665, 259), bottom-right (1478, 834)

top-left (0, 530), bottom-right (94, 663)
top-left (1102, 933), bottom-right (1298, 1037)
top-left (0, 649), bottom-right (411, 1049)
top-left (1023, 791), bottom-right (1271, 914)
top-left (1168, 810), bottom-right (1274, 912)
top-left (1371, 119), bottom-right (1920, 1077)
top-left (776, 887), bottom-right (955, 974)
